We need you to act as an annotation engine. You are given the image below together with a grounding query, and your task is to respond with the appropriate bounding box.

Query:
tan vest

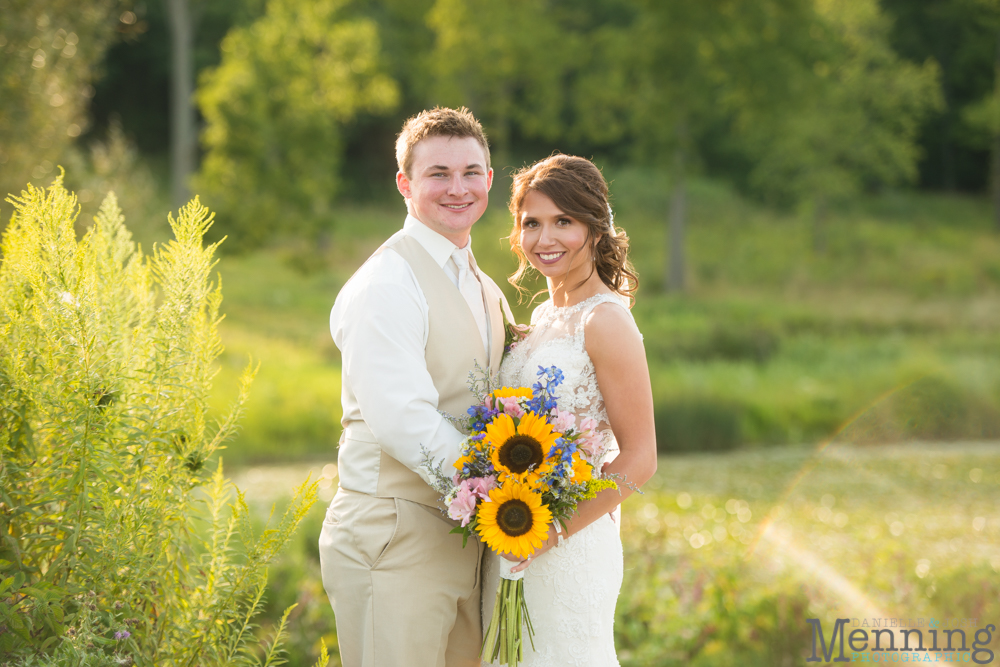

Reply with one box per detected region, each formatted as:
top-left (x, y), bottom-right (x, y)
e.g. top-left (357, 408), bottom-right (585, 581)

top-left (343, 233), bottom-right (506, 508)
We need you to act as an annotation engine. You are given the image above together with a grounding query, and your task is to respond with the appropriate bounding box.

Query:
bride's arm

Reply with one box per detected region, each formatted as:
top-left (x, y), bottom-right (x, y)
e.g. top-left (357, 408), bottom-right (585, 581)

top-left (510, 301), bottom-right (657, 570)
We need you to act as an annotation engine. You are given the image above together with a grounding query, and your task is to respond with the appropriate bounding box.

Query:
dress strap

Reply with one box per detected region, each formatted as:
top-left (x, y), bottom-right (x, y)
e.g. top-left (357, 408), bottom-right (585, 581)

top-left (577, 293), bottom-right (640, 341)
top-left (578, 293), bottom-right (629, 321)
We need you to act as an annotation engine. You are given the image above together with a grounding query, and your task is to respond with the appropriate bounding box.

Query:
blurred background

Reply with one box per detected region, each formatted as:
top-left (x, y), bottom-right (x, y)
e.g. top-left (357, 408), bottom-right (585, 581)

top-left (3, 0), bottom-right (1000, 664)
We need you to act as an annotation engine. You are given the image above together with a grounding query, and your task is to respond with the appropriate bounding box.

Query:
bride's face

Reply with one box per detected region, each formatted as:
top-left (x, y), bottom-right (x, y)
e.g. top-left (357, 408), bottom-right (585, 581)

top-left (518, 190), bottom-right (594, 281)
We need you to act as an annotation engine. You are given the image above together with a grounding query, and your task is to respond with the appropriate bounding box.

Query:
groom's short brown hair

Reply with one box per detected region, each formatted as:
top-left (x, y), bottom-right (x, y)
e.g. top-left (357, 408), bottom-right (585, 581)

top-left (395, 107), bottom-right (490, 178)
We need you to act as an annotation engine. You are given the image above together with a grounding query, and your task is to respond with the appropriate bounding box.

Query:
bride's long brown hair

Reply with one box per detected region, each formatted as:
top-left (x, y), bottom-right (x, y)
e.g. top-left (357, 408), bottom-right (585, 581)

top-left (508, 154), bottom-right (638, 306)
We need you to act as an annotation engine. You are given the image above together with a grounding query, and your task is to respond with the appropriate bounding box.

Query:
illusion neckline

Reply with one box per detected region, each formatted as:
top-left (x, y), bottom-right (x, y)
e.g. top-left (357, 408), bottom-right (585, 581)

top-left (544, 292), bottom-right (619, 314)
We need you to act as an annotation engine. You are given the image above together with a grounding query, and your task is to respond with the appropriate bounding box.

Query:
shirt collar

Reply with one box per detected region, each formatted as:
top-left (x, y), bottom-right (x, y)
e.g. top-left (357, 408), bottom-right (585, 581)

top-left (403, 214), bottom-right (473, 269)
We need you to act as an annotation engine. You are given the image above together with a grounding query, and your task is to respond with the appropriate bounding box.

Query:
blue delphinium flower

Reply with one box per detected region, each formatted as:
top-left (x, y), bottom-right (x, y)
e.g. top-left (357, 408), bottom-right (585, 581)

top-left (525, 366), bottom-right (563, 414)
top-left (537, 365), bottom-right (564, 387)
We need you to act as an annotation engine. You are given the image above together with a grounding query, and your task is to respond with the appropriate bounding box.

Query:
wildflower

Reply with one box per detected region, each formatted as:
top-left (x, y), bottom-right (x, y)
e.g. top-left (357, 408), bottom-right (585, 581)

top-left (582, 478), bottom-right (618, 500)
top-left (549, 408), bottom-right (576, 433)
top-left (485, 413), bottom-right (557, 484)
top-left (476, 481), bottom-right (552, 560)
top-left (578, 417), bottom-right (604, 459)
top-left (496, 396), bottom-right (525, 418)
top-left (448, 484), bottom-right (478, 526)
top-left (469, 475), bottom-right (497, 500)
top-left (491, 386), bottom-right (533, 400)
top-left (115, 630), bottom-right (131, 641)
top-left (570, 455), bottom-right (592, 483)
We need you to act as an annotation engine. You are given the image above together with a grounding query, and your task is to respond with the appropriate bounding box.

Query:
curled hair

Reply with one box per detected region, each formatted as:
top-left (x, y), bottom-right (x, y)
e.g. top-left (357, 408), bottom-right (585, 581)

top-left (508, 154), bottom-right (638, 306)
top-left (395, 106), bottom-right (490, 178)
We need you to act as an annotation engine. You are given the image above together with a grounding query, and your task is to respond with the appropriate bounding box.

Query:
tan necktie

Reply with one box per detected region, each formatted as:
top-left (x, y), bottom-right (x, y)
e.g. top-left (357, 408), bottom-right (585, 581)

top-left (451, 247), bottom-right (489, 355)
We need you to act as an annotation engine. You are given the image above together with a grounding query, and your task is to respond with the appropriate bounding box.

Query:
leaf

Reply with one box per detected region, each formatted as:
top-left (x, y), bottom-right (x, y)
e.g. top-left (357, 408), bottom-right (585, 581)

top-left (312, 639), bottom-right (330, 667)
top-left (259, 603), bottom-right (297, 667)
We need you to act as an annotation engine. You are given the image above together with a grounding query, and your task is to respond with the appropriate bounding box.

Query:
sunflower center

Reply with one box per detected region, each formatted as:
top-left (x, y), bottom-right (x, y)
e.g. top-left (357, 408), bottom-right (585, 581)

top-left (496, 499), bottom-right (533, 537)
top-left (498, 435), bottom-right (544, 473)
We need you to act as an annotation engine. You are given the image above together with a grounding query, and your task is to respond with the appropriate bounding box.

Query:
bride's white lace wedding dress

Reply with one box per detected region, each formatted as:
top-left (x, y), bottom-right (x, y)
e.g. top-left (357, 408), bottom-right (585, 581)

top-left (482, 292), bottom-right (635, 667)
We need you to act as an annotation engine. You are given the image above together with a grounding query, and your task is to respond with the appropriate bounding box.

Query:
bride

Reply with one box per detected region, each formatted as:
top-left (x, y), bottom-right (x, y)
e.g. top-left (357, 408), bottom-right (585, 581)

top-left (482, 154), bottom-right (658, 666)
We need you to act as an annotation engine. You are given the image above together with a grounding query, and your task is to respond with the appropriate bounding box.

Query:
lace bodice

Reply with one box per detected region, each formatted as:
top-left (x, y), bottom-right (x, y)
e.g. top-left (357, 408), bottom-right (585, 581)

top-left (484, 292), bottom-right (637, 667)
top-left (499, 292), bottom-right (636, 436)
top-left (485, 293), bottom-right (634, 666)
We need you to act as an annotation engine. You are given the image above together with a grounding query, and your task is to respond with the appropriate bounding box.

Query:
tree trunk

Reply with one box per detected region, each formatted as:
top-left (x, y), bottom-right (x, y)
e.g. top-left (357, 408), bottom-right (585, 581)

top-left (166, 0), bottom-right (196, 210)
top-left (666, 122), bottom-right (687, 292)
top-left (492, 83), bottom-right (513, 172)
top-left (993, 30), bottom-right (1000, 232)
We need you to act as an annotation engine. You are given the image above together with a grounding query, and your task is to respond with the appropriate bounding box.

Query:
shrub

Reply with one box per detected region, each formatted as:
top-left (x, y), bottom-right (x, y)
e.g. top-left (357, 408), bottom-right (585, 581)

top-left (654, 399), bottom-right (745, 453)
top-left (0, 174), bottom-right (323, 666)
top-left (838, 374), bottom-right (1000, 444)
top-left (616, 550), bottom-right (813, 666)
top-left (647, 324), bottom-right (781, 365)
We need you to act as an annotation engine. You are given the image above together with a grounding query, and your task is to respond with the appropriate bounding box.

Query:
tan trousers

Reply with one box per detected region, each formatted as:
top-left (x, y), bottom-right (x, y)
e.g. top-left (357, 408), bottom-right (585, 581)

top-left (319, 488), bottom-right (484, 667)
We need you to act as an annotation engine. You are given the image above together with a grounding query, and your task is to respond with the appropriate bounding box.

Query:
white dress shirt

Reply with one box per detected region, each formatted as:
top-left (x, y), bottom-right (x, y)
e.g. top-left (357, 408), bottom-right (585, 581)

top-left (330, 215), bottom-right (486, 493)
top-left (449, 247), bottom-right (489, 353)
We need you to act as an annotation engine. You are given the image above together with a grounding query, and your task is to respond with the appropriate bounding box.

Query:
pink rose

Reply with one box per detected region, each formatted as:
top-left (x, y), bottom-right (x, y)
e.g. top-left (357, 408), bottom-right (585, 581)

top-left (549, 408), bottom-right (576, 433)
top-left (497, 396), bottom-right (524, 418)
top-left (579, 436), bottom-right (601, 461)
top-left (577, 417), bottom-right (604, 460)
top-left (469, 475), bottom-right (497, 500)
top-left (448, 485), bottom-right (478, 526)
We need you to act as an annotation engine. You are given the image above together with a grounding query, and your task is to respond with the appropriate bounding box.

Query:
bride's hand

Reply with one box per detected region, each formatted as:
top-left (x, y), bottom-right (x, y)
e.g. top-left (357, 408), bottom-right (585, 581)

top-left (508, 526), bottom-right (560, 573)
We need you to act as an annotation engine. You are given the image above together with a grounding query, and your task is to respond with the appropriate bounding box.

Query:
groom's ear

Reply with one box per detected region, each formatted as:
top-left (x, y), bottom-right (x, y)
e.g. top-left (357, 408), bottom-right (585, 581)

top-left (396, 170), bottom-right (412, 200)
top-left (486, 168), bottom-right (494, 191)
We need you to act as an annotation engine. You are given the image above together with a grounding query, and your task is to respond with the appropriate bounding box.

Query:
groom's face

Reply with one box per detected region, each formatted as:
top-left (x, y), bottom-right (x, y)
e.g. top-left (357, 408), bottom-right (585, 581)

top-left (396, 136), bottom-right (493, 247)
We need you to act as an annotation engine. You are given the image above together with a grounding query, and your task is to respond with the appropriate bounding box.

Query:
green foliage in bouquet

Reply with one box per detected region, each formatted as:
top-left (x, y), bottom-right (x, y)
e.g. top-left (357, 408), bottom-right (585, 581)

top-left (0, 173), bottom-right (325, 666)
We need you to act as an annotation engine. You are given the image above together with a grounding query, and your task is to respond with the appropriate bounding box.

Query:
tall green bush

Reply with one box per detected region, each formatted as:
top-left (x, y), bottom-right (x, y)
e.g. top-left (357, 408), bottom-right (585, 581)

top-left (196, 0), bottom-right (398, 250)
top-left (0, 174), bottom-right (323, 666)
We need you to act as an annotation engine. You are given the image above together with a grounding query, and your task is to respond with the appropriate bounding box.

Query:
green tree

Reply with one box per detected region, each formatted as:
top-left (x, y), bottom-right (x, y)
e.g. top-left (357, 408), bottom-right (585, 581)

top-left (882, 0), bottom-right (997, 192)
top-left (0, 173), bottom-right (322, 665)
top-left (959, 0), bottom-right (1000, 230)
top-left (425, 0), bottom-right (572, 163)
top-left (0, 0), bottom-right (119, 205)
top-left (165, 0), bottom-right (265, 210)
top-left (574, 0), bottom-right (825, 291)
top-left (739, 0), bottom-right (942, 250)
top-left (196, 0), bottom-right (399, 250)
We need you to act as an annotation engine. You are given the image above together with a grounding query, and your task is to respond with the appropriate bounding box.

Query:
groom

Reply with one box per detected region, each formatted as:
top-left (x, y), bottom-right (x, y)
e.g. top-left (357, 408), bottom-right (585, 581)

top-left (319, 107), bottom-right (511, 667)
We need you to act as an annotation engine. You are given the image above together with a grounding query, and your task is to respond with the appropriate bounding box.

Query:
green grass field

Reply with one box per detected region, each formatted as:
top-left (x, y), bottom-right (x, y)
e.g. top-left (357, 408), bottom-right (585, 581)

top-left (234, 442), bottom-right (1000, 666)
top-left (208, 169), bottom-right (1000, 464)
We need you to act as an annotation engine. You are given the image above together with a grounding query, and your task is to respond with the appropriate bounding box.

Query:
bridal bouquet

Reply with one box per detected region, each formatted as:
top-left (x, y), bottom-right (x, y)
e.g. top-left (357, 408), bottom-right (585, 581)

top-left (424, 365), bottom-right (618, 665)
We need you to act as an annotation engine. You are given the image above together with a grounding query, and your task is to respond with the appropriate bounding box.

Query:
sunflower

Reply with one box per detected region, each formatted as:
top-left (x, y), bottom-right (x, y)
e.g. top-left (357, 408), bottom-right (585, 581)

top-left (570, 455), bottom-right (592, 483)
top-left (484, 412), bottom-right (559, 484)
top-left (477, 481), bottom-right (552, 559)
top-left (491, 386), bottom-right (533, 400)
top-left (453, 452), bottom-right (476, 470)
